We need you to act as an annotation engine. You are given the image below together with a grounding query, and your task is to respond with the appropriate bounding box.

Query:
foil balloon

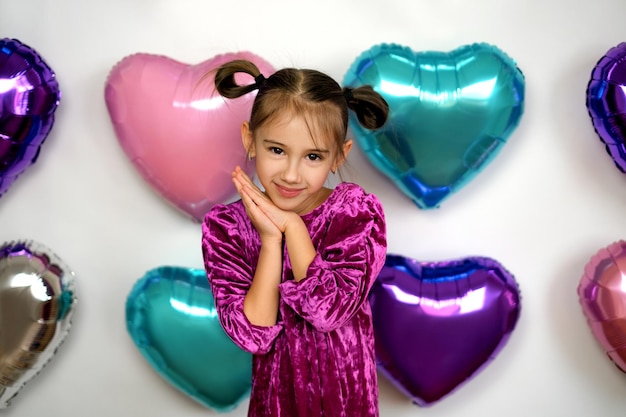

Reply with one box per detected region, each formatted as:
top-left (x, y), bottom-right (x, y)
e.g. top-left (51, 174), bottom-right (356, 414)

top-left (343, 43), bottom-right (525, 209)
top-left (586, 43), bottom-right (626, 173)
top-left (105, 51), bottom-right (274, 222)
top-left (0, 240), bottom-right (76, 408)
top-left (126, 266), bottom-right (252, 411)
top-left (370, 254), bottom-right (521, 406)
top-left (0, 38), bottom-right (61, 197)
top-left (578, 240), bottom-right (626, 372)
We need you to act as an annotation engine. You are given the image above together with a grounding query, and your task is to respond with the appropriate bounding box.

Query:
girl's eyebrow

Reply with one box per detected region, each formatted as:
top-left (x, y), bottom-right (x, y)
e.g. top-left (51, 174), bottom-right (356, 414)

top-left (263, 139), bottom-right (330, 154)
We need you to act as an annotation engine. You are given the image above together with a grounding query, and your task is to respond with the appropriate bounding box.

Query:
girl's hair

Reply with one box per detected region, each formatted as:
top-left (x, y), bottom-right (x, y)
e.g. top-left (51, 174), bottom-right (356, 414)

top-left (213, 59), bottom-right (389, 163)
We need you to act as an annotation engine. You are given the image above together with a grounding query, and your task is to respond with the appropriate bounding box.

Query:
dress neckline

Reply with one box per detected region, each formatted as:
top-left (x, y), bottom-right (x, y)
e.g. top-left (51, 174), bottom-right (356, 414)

top-left (300, 182), bottom-right (350, 221)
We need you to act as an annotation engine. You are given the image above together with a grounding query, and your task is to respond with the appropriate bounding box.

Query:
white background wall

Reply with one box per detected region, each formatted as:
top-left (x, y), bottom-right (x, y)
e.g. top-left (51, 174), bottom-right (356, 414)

top-left (2, 0), bottom-right (626, 416)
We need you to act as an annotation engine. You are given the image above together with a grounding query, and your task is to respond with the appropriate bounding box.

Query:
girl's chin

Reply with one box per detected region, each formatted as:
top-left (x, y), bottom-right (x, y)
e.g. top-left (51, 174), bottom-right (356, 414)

top-left (271, 198), bottom-right (307, 215)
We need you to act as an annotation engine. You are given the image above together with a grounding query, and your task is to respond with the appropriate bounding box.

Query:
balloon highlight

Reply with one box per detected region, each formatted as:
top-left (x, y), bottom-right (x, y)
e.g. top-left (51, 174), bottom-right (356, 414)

top-left (0, 38), bottom-right (61, 197)
top-left (578, 240), bottom-right (626, 373)
top-left (0, 240), bottom-right (76, 408)
top-left (343, 43), bottom-right (525, 208)
top-left (126, 266), bottom-right (252, 411)
top-left (370, 254), bottom-right (521, 406)
top-left (586, 42), bottom-right (626, 173)
top-left (105, 51), bottom-right (274, 222)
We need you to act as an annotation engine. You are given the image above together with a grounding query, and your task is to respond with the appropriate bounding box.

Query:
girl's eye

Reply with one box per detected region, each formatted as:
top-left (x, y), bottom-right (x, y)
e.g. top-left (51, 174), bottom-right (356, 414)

top-left (307, 153), bottom-right (323, 161)
top-left (269, 147), bottom-right (283, 155)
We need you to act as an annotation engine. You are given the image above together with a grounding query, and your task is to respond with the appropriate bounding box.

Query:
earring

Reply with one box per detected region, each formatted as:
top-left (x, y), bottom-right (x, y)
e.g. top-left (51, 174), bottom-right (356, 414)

top-left (247, 152), bottom-right (252, 161)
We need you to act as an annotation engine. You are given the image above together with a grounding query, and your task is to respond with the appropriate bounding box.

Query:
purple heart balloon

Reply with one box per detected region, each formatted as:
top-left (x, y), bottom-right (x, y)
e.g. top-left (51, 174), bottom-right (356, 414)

top-left (369, 254), bottom-right (521, 406)
top-left (586, 42), bottom-right (626, 173)
top-left (0, 38), bottom-right (61, 196)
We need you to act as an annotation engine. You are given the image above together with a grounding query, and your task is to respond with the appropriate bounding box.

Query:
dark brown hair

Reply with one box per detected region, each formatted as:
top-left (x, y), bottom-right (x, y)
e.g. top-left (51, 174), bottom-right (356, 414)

top-left (213, 59), bottom-right (389, 163)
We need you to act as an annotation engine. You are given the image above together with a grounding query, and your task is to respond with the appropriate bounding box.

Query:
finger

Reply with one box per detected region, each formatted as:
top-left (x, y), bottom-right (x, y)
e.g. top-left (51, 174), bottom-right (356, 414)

top-left (233, 165), bottom-right (247, 179)
top-left (232, 176), bottom-right (245, 197)
top-left (240, 189), bottom-right (275, 229)
top-left (232, 166), bottom-right (251, 187)
top-left (233, 167), bottom-right (257, 187)
top-left (233, 172), bottom-right (257, 197)
top-left (240, 191), bottom-right (262, 221)
top-left (241, 182), bottom-right (269, 207)
top-left (242, 184), bottom-right (280, 221)
top-left (235, 176), bottom-right (258, 206)
top-left (235, 173), bottom-right (257, 193)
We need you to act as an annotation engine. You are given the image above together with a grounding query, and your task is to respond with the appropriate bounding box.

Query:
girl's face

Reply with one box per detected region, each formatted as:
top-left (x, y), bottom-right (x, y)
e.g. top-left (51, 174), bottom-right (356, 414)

top-left (242, 113), bottom-right (352, 215)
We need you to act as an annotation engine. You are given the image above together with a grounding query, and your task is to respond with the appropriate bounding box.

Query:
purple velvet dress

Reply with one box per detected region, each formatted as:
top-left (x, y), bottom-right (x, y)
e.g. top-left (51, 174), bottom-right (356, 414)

top-left (201, 182), bottom-right (387, 417)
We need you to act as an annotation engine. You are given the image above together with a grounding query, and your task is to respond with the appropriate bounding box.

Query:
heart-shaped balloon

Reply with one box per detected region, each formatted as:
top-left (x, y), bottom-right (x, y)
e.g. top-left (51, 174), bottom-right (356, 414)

top-left (369, 254), bottom-right (521, 406)
top-left (0, 240), bottom-right (76, 408)
top-left (343, 43), bottom-right (525, 209)
top-left (0, 38), bottom-right (61, 197)
top-left (126, 266), bottom-right (252, 411)
top-left (586, 43), bottom-right (626, 173)
top-left (578, 240), bottom-right (626, 372)
top-left (105, 52), bottom-right (274, 222)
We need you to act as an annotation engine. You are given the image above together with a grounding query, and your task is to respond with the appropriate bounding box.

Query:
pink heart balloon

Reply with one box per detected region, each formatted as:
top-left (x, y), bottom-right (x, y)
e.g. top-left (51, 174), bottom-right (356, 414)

top-left (370, 254), bottom-right (521, 406)
top-left (578, 240), bottom-right (626, 372)
top-left (104, 52), bottom-right (274, 222)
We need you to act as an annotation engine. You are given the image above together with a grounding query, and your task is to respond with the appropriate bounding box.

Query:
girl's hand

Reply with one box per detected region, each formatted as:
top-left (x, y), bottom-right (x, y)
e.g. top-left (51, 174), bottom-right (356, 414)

top-left (232, 167), bottom-right (283, 243)
top-left (233, 167), bottom-right (316, 282)
top-left (232, 167), bottom-right (300, 236)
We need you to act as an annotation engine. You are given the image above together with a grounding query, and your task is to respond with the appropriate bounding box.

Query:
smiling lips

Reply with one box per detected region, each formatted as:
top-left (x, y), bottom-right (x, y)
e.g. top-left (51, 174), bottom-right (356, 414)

top-left (274, 183), bottom-right (304, 198)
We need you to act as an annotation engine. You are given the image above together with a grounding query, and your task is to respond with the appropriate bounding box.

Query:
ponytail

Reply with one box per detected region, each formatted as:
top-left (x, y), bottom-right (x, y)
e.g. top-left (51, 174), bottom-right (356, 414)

top-left (214, 59), bottom-right (263, 99)
top-left (343, 85), bottom-right (389, 130)
top-left (212, 59), bottom-right (389, 137)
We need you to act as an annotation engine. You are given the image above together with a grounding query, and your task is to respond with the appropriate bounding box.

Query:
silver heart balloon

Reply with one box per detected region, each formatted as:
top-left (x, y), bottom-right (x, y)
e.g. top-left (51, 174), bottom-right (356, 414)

top-left (0, 240), bottom-right (76, 408)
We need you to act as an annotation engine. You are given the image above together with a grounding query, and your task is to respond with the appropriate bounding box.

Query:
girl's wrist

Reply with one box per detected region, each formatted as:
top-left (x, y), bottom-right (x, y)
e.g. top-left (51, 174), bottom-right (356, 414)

top-left (260, 235), bottom-right (284, 247)
top-left (283, 212), bottom-right (304, 235)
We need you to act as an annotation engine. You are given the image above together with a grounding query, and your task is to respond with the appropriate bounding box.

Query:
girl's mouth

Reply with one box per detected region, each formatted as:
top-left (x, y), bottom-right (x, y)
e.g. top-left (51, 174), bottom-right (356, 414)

top-left (275, 184), bottom-right (303, 198)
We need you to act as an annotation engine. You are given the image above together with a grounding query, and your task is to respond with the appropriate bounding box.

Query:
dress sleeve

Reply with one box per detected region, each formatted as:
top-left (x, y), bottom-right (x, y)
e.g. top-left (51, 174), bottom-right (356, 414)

top-left (202, 205), bottom-right (283, 354)
top-left (278, 190), bottom-right (387, 332)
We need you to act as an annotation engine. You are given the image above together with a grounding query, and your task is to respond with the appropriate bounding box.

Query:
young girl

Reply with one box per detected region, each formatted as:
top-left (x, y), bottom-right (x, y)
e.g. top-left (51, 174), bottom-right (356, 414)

top-left (201, 59), bottom-right (389, 417)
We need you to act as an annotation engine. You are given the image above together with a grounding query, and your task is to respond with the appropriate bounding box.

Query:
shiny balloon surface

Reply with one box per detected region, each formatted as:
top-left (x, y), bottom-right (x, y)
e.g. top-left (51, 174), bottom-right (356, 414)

top-left (343, 43), bottom-right (524, 208)
top-left (0, 240), bottom-right (76, 408)
top-left (578, 240), bottom-right (626, 372)
top-left (586, 43), bottom-right (626, 173)
top-left (126, 266), bottom-right (252, 411)
top-left (105, 51), bottom-right (274, 222)
top-left (370, 254), bottom-right (521, 406)
top-left (0, 38), bottom-right (61, 197)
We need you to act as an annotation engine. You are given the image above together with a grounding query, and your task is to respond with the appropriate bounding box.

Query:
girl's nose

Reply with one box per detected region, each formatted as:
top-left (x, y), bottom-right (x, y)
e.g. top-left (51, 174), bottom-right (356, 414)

top-left (281, 160), bottom-right (300, 183)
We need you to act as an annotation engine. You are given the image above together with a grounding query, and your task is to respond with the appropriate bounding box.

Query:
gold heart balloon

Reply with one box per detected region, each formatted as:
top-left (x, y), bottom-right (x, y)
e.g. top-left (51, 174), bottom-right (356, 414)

top-left (0, 240), bottom-right (76, 408)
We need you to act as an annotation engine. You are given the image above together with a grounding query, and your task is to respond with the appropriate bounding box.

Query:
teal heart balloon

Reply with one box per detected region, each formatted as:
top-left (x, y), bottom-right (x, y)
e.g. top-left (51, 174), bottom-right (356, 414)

top-left (343, 43), bottom-right (525, 208)
top-left (126, 266), bottom-right (252, 412)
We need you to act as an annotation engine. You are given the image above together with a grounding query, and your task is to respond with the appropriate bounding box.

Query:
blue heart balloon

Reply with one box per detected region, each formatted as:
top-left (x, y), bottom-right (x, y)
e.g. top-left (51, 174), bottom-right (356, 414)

top-left (126, 266), bottom-right (252, 412)
top-left (343, 43), bottom-right (525, 208)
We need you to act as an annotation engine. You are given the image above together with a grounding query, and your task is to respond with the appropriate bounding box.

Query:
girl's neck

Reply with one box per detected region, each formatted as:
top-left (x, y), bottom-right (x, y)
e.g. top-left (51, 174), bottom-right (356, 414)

top-left (298, 187), bottom-right (333, 217)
